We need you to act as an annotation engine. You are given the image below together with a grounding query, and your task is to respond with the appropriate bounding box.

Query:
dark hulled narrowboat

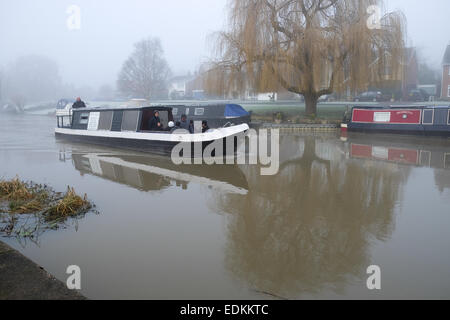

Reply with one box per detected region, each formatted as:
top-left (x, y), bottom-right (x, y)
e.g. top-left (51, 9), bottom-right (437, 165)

top-left (55, 104), bottom-right (250, 154)
top-left (342, 105), bottom-right (450, 137)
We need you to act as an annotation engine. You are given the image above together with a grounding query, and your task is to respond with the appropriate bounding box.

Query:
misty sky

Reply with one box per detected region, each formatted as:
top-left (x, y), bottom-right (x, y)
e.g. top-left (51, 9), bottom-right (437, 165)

top-left (1, 0), bottom-right (449, 89)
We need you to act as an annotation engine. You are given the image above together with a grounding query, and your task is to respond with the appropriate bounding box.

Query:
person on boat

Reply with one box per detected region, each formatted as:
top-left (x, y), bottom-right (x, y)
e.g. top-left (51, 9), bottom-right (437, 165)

top-left (189, 120), bottom-right (194, 134)
top-left (179, 114), bottom-right (190, 131)
top-left (72, 97), bottom-right (86, 109)
top-left (202, 120), bottom-right (210, 133)
top-left (168, 121), bottom-right (180, 133)
top-left (149, 111), bottom-right (163, 131)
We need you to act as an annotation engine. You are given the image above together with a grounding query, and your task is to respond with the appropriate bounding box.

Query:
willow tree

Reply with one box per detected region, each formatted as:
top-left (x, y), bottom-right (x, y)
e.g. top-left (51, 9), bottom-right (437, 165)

top-left (206, 0), bottom-right (405, 116)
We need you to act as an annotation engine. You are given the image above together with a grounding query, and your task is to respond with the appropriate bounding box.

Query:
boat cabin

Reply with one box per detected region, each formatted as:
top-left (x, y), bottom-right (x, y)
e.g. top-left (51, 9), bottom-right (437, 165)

top-left (56, 104), bottom-right (250, 133)
top-left (344, 105), bottom-right (450, 137)
top-left (55, 103), bottom-right (250, 154)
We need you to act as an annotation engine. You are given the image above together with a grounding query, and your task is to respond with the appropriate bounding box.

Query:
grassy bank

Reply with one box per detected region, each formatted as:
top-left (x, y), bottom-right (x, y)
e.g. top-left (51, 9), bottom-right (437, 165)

top-left (240, 102), bottom-right (351, 123)
top-left (239, 100), bottom-right (450, 123)
top-left (0, 177), bottom-right (94, 239)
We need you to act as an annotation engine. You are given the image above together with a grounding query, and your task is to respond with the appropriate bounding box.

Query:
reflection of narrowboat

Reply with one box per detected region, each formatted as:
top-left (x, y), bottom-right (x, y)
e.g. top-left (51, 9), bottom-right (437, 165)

top-left (55, 104), bottom-right (250, 154)
top-left (71, 153), bottom-right (249, 195)
top-left (344, 134), bottom-right (450, 170)
top-left (342, 105), bottom-right (450, 137)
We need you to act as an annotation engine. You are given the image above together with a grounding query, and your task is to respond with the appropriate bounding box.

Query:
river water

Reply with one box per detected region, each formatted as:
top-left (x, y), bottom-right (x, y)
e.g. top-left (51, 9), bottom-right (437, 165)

top-left (1, 113), bottom-right (450, 299)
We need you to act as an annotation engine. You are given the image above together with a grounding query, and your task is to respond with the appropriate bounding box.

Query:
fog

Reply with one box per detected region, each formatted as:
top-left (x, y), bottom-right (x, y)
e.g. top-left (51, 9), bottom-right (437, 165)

top-left (0, 0), bottom-right (227, 89)
top-left (385, 0), bottom-right (450, 66)
top-left (0, 0), bottom-right (449, 94)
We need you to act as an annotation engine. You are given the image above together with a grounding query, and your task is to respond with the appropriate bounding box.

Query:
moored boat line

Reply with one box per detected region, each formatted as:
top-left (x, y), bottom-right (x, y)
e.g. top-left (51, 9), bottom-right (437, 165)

top-left (342, 105), bottom-right (450, 137)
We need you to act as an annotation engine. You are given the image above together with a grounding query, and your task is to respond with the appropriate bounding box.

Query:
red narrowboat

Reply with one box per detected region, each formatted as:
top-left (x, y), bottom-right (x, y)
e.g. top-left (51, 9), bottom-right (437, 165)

top-left (342, 105), bottom-right (450, 137)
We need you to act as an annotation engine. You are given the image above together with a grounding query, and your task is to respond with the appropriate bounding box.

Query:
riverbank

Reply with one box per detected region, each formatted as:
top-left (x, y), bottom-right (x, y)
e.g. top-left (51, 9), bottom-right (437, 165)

top-left (250, 121), bottom-right (340, 131)
top-left (0, 241), bottom-right (86, 300)
top-left (244, 102), bottom-right (349, 122)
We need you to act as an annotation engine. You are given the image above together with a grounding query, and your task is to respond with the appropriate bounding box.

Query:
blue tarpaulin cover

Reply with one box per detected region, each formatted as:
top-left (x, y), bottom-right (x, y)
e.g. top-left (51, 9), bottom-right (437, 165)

top-left (225, 104), bottom-right (249, 117)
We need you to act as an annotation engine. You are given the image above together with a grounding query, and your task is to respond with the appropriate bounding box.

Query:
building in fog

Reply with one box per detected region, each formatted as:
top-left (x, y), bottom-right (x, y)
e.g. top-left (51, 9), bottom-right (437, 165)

top-left (168, 75), bottom-right (194, 100)
top-left (367, 47), bottom-right (418, 100)
top-left (401, 48), bottom-right (419, 98)
top-left (441, 45), bottom-right (450, 100)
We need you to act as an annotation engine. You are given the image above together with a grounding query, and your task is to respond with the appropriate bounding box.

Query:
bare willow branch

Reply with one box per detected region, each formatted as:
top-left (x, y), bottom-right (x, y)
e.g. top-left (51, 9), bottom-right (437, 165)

top-left (206, 0), bottom-right (405, 115)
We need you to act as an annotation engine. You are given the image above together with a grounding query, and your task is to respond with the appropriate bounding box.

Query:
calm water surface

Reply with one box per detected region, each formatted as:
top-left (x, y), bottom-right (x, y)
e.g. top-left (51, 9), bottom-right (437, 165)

top-left (1, 113), bottom-right (450, 299)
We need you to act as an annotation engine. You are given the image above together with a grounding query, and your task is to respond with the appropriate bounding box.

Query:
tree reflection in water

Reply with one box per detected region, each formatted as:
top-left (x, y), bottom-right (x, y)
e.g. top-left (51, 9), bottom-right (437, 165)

top-left (212, 134), bottom-right (410, 298)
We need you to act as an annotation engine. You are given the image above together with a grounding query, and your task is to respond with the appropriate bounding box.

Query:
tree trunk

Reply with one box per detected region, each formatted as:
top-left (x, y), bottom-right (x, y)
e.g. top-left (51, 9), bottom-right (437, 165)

top-left (304, 93), bottom-right (318, 117)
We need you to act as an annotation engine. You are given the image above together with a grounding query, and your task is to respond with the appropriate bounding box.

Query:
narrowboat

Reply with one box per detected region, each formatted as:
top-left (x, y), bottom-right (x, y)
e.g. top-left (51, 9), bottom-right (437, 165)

top-left (55, 104), bottom-right (250, 154)
top-left (342, 105), bottom-right (450, 137)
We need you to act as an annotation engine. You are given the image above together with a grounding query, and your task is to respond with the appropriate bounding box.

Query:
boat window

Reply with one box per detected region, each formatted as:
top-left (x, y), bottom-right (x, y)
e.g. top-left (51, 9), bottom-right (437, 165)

top-left (158, 111), bottom-right (169, 128)
top-left (373, 112), bottom-right (391, 123)
top-left (57, 115), bottom-right (72, 128)
top-left (195, 108), bottom-right (205, 116)
top-left (121, 110), bottom-right (140, 131)
top-left (140, 110), bottom-right (154, 131)
top-left (172, 108), bottom-right (178, 116)
top-left (79, 113), bottom-right (89, 124)
top-left (139, 110), bottom-right (172, 131)
top-left (98, 111), bottom-right (113, 131)
top-left (87, 112), bottom-right (100, 131)
top-left (423, 109), bottom-right (434, 125)
top-left (185, 108), bottom-right (190, 115)
top-left (433, 109), bottom-right (448, 125)
top-left (445, 154), bottom-right (450, 169)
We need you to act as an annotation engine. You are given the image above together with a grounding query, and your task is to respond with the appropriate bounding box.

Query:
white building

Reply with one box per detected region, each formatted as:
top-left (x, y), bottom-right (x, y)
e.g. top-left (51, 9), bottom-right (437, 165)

top-left (168, 75), bottom-right (194, 100)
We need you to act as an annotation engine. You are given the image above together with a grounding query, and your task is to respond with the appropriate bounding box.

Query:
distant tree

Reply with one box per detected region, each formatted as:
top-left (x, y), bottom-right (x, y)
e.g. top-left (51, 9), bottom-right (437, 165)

top-left (418, 62), bottom-right (440, 85)
top-left (206, 0), bottom-right (405, 116)
top-left (3, 55), bottom-right (62, 106)
top-left (59, 83), bottom-right (77, 99)
top-left (97, 84), bottom-right (115, 100)
top-left (117, 37), bottom-right (172, 100)
top-left (76, 86), bottom-right (97, 101)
